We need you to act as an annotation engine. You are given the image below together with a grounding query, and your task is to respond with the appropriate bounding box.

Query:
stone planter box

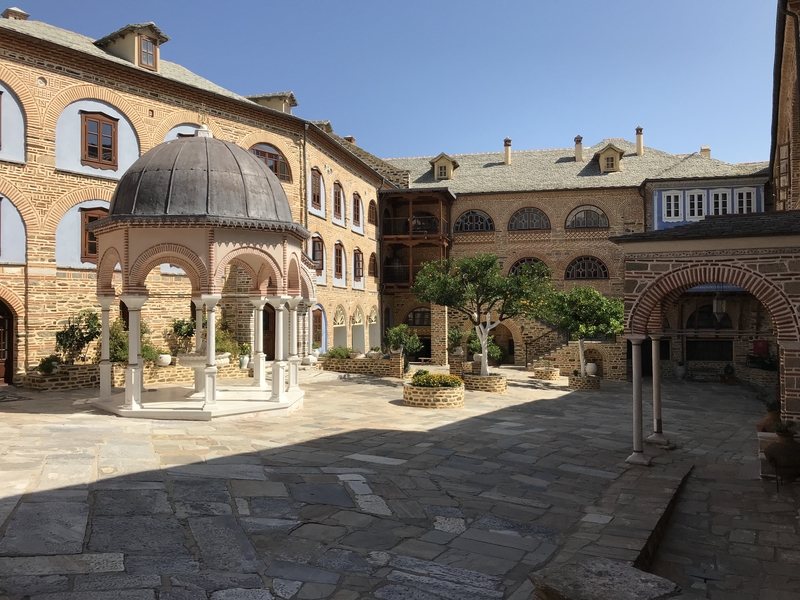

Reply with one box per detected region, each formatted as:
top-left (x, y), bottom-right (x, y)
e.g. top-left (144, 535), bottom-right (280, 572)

top-left (463, 374), bottom-right (507, 394)
top-left (532, 367), bottom-right (560, 381)
top-left (568, 375), bottom-right (600, 390)
top-left (322, 356), bottom-right (404, 379)
top-left (403, 383), bottom-right (464, 409)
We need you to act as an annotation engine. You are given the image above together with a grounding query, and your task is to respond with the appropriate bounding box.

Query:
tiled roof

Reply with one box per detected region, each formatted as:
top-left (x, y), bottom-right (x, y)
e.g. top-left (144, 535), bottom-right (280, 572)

top-left (0, 17), bottom-right (252, 103)
top-left (384, 139), bottom-right (768, 194)
top-left (94, 22), bottom-right (170, 46)
top-left (246, 91), bottom-right (298, 107)
top-left (327, 133), bottom-right (409, 189)
top-left (611, 211), bottom-right (800, 243)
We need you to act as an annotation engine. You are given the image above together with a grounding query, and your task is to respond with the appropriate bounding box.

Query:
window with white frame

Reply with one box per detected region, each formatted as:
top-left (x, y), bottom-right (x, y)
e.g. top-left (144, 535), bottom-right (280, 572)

top-left (662, 191), bottom-right (682, 221)
top-left (735, 188), bottom-right (755, 214)
top-left (711, 190), bottom-right (730, 215)
top-left (686, 190), bottom-right (705, 219)
top-left (437, 165), bottom-right (447, 179)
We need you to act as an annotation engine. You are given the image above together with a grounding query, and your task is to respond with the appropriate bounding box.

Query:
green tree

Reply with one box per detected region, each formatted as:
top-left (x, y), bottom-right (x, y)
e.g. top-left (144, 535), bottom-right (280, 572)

top-left (55, 310), bottom-right (101, 364)
top-left (411, 253), bottom-right (551, 376)
top-left (534, 286), bottom-right (623, 377)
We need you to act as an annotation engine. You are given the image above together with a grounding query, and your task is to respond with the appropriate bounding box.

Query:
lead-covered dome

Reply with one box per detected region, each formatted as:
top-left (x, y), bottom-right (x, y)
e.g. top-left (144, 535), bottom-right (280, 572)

top-left (110, 130), bottom-right (295, 226)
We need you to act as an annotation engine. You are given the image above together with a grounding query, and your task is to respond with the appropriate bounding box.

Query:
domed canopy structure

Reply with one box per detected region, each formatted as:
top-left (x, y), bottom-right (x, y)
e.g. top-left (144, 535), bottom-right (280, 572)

top-left (109, 129), bottom-right (301, 233)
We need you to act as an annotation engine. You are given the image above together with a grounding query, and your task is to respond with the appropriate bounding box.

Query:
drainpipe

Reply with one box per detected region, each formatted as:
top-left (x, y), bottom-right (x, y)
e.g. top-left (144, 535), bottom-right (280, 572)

top-left (302, 123), bottom-right (309, 249)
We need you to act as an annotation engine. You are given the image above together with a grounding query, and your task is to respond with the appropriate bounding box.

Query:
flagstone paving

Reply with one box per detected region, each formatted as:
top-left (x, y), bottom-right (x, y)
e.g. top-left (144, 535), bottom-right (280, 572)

top-left (0, 368), bottom-right (796, 599)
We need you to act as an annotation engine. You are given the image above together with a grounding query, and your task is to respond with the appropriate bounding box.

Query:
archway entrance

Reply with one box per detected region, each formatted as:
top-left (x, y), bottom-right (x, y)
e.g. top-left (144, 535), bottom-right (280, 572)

top-left (0, 301), bottom-right (13, 384)
top-left (262, 304), bottom-right (276, 360)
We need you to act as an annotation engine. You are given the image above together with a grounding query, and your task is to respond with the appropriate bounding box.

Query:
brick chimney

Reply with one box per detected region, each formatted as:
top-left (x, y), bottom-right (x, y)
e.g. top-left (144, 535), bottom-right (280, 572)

top-left (700, 145), bottom-right (711, 158)
top-left (635, 126), bottom-right (644, 156)
top-left (574, 135), bottom-right (583, 162)
top-left (2, 7), bottom-right (29, 19)
top-left (343, 136), bottom-right (356, 145)
top-left (504, 137), bottom-right (512, 165)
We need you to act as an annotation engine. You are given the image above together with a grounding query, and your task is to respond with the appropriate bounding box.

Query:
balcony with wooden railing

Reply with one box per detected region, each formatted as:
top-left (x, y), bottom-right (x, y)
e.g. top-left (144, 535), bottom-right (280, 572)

top-left (382, 216), bottom-right (449, 239)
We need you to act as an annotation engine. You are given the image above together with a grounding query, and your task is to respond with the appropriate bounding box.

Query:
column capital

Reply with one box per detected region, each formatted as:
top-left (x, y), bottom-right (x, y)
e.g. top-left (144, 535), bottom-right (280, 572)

top-left (304, 298), bottom-right (317, 305)
top-left (201, 294), bottom-right (222, 309)
top-left (119, 294), bottom-right (147, 310)
top-left (626, 334), bottom-right (646, 345)
top-left (191, 296), bottom-right (204, 307)
top-left (649, 333), bottom-right (663, 340)
top-left (286, 298), bottom-right (303, 310)
top-left (97, 295), bottom-right (116, 310)
top-left (249, 296), bottom-right (269, 309)
top-left (267, 295), bottom-right (292, 309)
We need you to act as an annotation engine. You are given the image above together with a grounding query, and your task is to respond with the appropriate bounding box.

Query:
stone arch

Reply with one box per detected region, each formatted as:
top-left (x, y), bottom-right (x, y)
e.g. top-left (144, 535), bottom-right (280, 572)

top-left (287, 255), bottom-right (301, 296)
top-left (628, 264), bottom-right (799, 343)
top-left (97, 246), bottom-right (122, 295)
top-left (228, 258), bottom-right (259, 288)
top-left (129, 244), bottom-right (207, 293)
top-left (0, 283), bottom-right (25, 317)
top-left (236, 131), bottom-right (297, 170)
top-left (43, 186), bottom-right (114, 232)
top-left (0, 65), bottom-right (42, 132)
top-left (44, 84), bottom-right (149, 151)
top-left (213, 246), bottom-right (283, 294)
top-left (300, 267), bottom-right (316, 299)
top-left (0, 175), bottom-right (39, 233)
top-left (152, 111), bottom-right (224, 144)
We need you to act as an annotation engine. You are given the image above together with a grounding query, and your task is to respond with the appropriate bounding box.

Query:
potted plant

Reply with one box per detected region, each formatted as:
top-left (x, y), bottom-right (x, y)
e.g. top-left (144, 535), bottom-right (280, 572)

top-left (367, 346), bottom-right (382, 359)
top-left (674, 360), bottom-right (687, 380)
top-left (156, 352), bottom-right (172, 367)
top-left (349, 348), bottom-right (365, 359)
top-left (403, 369), bottom-right (465, 408)
top-left (37, 354), bottom-right (61, 375)
top-left (239, 343), bottom-right (251, 370)
top-left (384, 324), bottom-right (422, 356)
top-left (758, 397), bottom-right (782, 432)
top-left (721, 363), bottom-right (736, 385)
top-left (447, 326), bottom-right (465, 356)
top-left (311, 341), bottom-right (321, 358)
top-left (775, 420), bottom-right (797, 443)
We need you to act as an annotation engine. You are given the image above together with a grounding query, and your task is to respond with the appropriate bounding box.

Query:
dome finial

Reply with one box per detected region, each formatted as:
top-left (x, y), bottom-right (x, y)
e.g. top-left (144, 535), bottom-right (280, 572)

top-left (195, 124), bottom-right (212, 138)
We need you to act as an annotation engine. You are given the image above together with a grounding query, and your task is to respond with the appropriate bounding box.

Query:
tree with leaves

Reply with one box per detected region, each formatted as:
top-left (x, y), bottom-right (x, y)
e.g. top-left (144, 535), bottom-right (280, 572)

top-left (412, 253), bottom-right (551, 377)
top-left (534, 286), bottom-right (623, 377)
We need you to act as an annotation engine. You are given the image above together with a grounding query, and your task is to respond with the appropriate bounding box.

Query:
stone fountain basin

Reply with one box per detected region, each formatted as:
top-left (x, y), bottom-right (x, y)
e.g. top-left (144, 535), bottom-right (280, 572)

top-left (177, 352), bottom-right (231, 369)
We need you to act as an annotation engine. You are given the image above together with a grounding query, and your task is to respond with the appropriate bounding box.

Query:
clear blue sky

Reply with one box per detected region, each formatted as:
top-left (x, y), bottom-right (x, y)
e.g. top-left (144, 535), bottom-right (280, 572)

top-left (23, 0), bottom-right (775, 163)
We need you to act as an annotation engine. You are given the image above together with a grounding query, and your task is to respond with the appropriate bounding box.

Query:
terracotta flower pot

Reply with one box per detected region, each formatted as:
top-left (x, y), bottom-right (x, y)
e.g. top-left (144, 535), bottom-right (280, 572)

top-left (756, 411), bottom-right (781, 433)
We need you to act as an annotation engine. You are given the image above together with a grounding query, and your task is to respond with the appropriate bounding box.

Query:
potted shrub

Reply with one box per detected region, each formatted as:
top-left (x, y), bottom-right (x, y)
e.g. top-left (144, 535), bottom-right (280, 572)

top-left (721, 363), bottom-right (736, 384)
top-left (674, 361), bottom-right (687, 380)
top-left (367, 346), bottom-right (382, 359)
top-left (349, 348), bottom-right (365, 359)
top-left (37, 354), bottom-right (61, 375)
top-left (311, 341), bottom-right (321, 358)
top-left (775, 420), bottom-right (797, 443)
top-left (758, 397), bottom-right (782, 432)
top-left (384, 324), bottom-right (422, 356)
top-left (532, 358), bottom-right (560, 381)
top-left (403, 369), bottom-right (465, 408)
top-left (239, 343), bottom-right (251, 370)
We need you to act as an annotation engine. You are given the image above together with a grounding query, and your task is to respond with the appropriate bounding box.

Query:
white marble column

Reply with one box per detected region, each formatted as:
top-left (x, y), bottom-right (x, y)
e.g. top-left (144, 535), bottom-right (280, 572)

top-left (202, 294), bottom-right (221, 408)
top-left (626, 335), bottom-right (650, 465)
top-left (287, 299), bottom-right (301, 392)
top-left (192, 297), bottom-right (205, 394)
top-left (269, 296), bottom-right (291, 401)
top-left (119, 294), bottom-right (147, 410)
top-left (647, 334), bottom-right (668, 444)
top-left (250, 297), bottom-right (268, 388)
top-left (97, 295), bottom-right (114, 401)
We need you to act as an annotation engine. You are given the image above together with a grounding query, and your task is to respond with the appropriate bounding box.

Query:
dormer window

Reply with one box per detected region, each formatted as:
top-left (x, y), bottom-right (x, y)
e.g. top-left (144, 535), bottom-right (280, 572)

top-left (605, 156), bottom-right (615, 170)
top-left (430, 152), bottom-right (459, 181)
top-left (594, 143), bottom-right (624, 173)
top-left (139, 36), bottom-right (156, 70)
top-left (438, 165), bottom-right (447, 179)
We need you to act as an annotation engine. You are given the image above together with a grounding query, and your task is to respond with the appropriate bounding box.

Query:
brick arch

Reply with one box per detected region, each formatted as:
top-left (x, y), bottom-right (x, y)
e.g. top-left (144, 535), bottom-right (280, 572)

top-left (0, 284), bottom-right (25, 317)
top-left (42, 186), bottom-right (114, 232)
top-left (562, 252), bottom-right (618, 280)
top-left (300, 265), bottom-right (316, 299)
top-left (0, 175), bottom-right (39, 232)
top-left (214, 246), bottom-right (283, 293)
top-left (287, 255), bottom-right (301, 296)
top-left (237, 131), bottom-right (297, 161)
top-left (628, 264), bottom-right (799, 343)
top-left (129, 244), bottom-right (207, 293)
top-left (503, 252), bottom-right (551, 276)
top-left (44, 84), bottom-right (149, 151)
top-left (97, 246), bottom-right (122, 296)
top-left (0, 65), bottom-right (42, 132)
top-left (564, 204), bottom-right (613, 228)
top-left (227, 258), bottom-right (259, 288)
top-left (152, 112), bottom-right (224, 144)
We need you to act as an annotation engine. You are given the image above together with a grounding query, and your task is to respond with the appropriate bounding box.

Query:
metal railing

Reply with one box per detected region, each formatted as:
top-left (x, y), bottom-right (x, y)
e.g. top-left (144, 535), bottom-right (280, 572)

top-left (382, 217), bottom-right (449, 236)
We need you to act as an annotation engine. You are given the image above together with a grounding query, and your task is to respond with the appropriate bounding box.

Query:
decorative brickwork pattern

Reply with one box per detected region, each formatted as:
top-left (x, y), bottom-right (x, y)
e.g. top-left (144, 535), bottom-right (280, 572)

top-left (321, 356), bottom-right (404, 379)
top-left (463, 374), bottom-right (507, 394)
top-left (402, 383), bottom-right (464, 408)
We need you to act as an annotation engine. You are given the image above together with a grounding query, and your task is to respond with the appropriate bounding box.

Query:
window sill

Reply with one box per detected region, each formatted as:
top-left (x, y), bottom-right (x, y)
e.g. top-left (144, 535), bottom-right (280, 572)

top-left (55, 167), bottom-right (121, 181)
top-left (0, 157), bottom-right (26, 167)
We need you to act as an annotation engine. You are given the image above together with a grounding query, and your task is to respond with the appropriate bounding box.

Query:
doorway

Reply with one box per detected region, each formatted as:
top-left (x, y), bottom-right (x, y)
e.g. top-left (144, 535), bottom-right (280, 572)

top-left (0, 301), bottom-right (13, 384)
top-left (262, 304), bottom-right (276, 360)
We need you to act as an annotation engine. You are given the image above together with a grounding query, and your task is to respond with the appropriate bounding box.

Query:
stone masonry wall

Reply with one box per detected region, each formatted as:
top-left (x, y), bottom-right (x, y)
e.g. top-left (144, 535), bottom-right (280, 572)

top-left (321, 356), bottom-right (404, 379)
top-left (403, 384), bottom-right (464, 409)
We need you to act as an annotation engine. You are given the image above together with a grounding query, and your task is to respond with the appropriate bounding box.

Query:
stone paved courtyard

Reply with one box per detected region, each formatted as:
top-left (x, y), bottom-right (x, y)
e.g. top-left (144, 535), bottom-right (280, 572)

top-left (0, 368), bottom-right (797, 600)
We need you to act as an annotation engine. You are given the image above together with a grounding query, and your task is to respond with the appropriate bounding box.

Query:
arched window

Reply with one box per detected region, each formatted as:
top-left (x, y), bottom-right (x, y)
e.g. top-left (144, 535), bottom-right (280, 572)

top-left (454, 210), bottom-right (494, 232)
top-left (249, 143), bottom-right (291, 182)
top-left (311, 169), bottom-right (322, 209)
top-left (311, 236), bottom-right (324, 275)
top-left (686, 305), bottom-right (733, 329)
top-left (565, 256), bottom-right (609, 279)
top-left (353, 249), bottom-right (364, 281)
top-left (353, 193), bottom-right (362, 226)
top-left (333, 183), bottom-right (343, 219)
top-left (509, 257), bottom-right (543, 276)
top-left (405, 307), bottom-right (431, 327)
top-left (368, 201), bottom-right (378, 225)
top-left (368, 253), bottom-right (377, 277)
top-left (565, 206), bottom-right (609, 229)
top-left (334, 243), bottom-right (344, 279)
top-left (508, 208), bottom-right (550, 231)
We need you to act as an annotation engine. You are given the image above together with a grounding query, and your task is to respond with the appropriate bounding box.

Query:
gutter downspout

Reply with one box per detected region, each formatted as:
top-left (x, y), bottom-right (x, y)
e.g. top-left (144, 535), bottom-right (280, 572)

top-left (302, 123), bottom-right (309, 250)
top-left (639, 181), bottom-right (648, 232)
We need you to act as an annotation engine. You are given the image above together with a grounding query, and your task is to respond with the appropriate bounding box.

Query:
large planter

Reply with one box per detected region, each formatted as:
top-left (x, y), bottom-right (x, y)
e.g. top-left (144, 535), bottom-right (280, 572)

top-left (156, 354), bottom-right (172, 367)
top-left (403, 383), bottom-right (464, 408)
top-left (757, 411), bottom-right (781, 433)
top-left (532, 367), bottom-right (560, 381)
top-left (673, 363), bottom-right (687, 379)
top-left (463, 374), bottom-right (507, 394)
top-left (568, 375), bottom-right (600, 390)
top-left (585, 362), bottom-right (598, 377)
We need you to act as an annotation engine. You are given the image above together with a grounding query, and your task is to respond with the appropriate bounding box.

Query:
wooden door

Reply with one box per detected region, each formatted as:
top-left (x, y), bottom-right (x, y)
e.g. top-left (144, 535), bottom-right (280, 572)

top-left (0, 302), bottom-right (13, 383)
top-left (313, 310), bottom-right (323, 348)
top-left (262, 305), bottom-right (276, 360)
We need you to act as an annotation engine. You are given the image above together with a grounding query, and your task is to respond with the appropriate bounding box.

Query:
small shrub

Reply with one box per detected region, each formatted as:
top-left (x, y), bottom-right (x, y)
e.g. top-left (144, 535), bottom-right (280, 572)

top-left (573, 369), bottom-right (580, 377)
top-left (384, 325), bottom-right (423, 355)
top-left (723, 363), bottom-right (735, 376)
top-left (100, 318), bottom-right (160, 364)
top-left (312, 341), bottom-right (321, 350)
top-left (766, 397), bottom-right (781, 413)
top-left (165, 318), bottom-right (195, 355)
top-left (371, 346), bottom-right (382, 352)
top-left (775, 420), bottom-right (796, 435)
top-left (447, 326), bottom-right (464, 354)
top-left (214, 327), bottom-right (240, 359)
top-left (55, 310), bottom-right (100, 364)
top-left (38, 354), bottom-right (61, 374)
top-left (326, 346), bottom-right (352, 360)
top-left (467, 331), bottom-right (503, 360)
top-left (411, 372), bottom-right (463, 388)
